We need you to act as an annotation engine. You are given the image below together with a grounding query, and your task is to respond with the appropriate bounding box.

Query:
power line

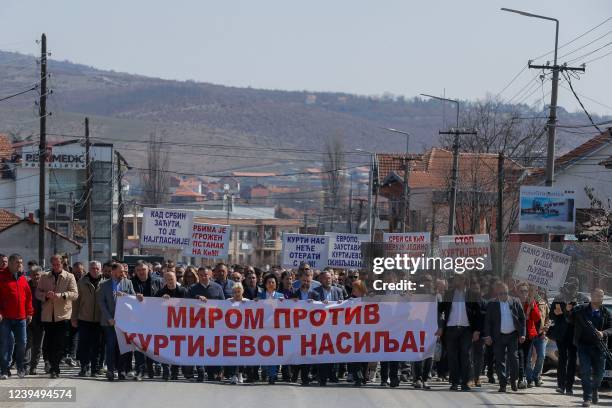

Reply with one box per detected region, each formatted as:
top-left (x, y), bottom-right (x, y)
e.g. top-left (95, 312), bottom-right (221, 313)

top-left (0, 85), bottom-right (38, 102)
top-left (531, 16), bottom-right (612, 61)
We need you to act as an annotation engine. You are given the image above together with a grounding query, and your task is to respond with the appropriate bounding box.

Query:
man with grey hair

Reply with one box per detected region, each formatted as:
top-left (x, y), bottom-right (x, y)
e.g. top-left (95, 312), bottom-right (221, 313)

top-left (72, 260), bottom-right (104, 377)
top-left (0, 253), bottom-right (33, 379)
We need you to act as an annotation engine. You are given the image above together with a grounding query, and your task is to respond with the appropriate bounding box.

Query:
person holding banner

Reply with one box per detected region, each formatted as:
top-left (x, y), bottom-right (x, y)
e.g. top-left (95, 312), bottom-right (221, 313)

top-left (290, 268), bottom-right (320, 386)
top-left (439, 274), bottom-right (483, 391)
top-left (97, 262), bottom-right (135, 381)
top-left (227, 282), bottom-right (249, 384)
top-left (131, 261), bottom-right (163, 380)
top-left (483, 282), bottom-right (525, 393)
top-left (314, 270), bottom-right (345, 386)
top-left (213, 263), bottom-right (234, 299)
top-left (348, 279), bottom-right (369, 387)
top-left (256, 274), bottom-right (284, 384)
top-left (156, 272), bottom-right (189, 381)
top-left (189, 266), bottom-right (227, 382)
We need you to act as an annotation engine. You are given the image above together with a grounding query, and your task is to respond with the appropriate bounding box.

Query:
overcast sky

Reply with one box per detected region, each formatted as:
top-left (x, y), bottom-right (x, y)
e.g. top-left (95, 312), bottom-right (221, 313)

top-left (1, 0), bottom-right (611, 115)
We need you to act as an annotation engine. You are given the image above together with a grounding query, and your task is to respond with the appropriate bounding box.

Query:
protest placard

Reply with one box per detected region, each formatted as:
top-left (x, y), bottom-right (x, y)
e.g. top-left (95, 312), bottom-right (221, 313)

top-left (438, 234), bottom-right (492, 270)
top-left (383, 232), bottom-right (431, 258)
top-left (140, 208), bottom-right (194, 249)
top-left (115, 296), bottom-right (438, 365)
top-left (281, 233), bottom-right (329, 269)
top-left (183, 223), bottom-right (230, 259)
top-left (325, 232), bottom-right (369, 269)
top-left (512, 242), bottom-right (571, 291)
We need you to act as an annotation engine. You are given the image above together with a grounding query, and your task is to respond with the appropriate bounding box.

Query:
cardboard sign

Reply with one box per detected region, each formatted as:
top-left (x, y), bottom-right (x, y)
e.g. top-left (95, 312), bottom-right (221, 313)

top-left (281, 233), bottom-right (329, 269)
top-left (383, 232), bottom-right (431, 258)
top-left (512, 243), bottom-right (571, 291)
top-left (438, 234), bottom-right (492, 270)
top-left (183, 223), bottom-right (230, 259)
top-left (325, 232), bottom-right (369, 269)
top-left (140, 208), bottom-right (194, 249)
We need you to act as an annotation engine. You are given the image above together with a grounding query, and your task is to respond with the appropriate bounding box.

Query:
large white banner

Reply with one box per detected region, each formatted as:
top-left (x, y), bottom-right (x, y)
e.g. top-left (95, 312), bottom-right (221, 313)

top-left (183, 223), bottom-right (230, 259)
top-left (383, 232), bottom-right (431, 258)
top-left (115, 296), bottom-right (438, 365)
top-left (325, 232), bottom-right (369, 269)
top-left (438, 234), bottom-right (492, 270)
top-left (140, 208), bottom-right (194, 249)
top-left (519, 186), bottom-right (576, 234)
top-left (512, 243), bottom-right (571, 291)
top-left (281, 233), bottom-right (329, 269)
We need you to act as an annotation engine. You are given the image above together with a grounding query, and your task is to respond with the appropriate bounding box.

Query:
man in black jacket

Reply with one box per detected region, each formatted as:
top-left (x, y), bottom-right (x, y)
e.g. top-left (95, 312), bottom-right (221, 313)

top-left (570, 288), bottom-right (612, 407)
top-left (155, 272), bottom-right (189, 381)
top-left (483, 281), bottom-right (525, 393)
top-left (439, 273), bottom-right (482, 391)
top-left (189, 266), bottom-right (225, 382)
top-left (131, 261), bottom-right (163, 380)
top-left (550, 278), bottom-right (589, 395)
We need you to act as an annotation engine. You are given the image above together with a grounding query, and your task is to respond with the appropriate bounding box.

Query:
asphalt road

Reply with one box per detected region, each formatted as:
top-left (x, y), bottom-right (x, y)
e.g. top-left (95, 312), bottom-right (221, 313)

top-left (0, 367), bottom-right (609, 408)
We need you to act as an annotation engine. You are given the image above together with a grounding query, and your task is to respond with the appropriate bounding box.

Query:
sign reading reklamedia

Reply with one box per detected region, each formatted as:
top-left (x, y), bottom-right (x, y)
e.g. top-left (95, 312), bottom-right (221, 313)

top-left (140, 208), bottom-right (194, 249)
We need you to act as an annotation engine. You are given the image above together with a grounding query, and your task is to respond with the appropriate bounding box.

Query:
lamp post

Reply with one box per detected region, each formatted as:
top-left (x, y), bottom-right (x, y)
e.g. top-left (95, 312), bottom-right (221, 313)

top-left (381, 127), bottom-right (411, 232)
top-left (501, 7), bottom-right (559, 187)
top-left (420, 94), bottom-right (463, 235)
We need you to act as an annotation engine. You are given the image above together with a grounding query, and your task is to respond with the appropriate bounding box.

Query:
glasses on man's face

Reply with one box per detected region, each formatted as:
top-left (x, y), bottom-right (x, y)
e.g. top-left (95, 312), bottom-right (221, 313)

top-left (349, 275), bottom-right (359, 279)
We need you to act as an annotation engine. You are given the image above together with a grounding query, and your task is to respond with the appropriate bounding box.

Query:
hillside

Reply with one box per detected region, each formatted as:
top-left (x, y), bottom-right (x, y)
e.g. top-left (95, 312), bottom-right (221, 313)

top-left (0, 50), bottom-right (608, 175)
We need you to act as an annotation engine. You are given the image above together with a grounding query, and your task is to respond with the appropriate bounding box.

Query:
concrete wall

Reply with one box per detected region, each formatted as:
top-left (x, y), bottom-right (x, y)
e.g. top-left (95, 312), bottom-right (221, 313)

top-left (0, 222), bottom-right (80, 264)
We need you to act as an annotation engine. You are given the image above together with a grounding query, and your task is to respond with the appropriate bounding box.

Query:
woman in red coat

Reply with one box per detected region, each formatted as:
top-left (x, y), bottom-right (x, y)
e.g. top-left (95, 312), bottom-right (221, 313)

top-left (515, 282), bottom-right (541, 389)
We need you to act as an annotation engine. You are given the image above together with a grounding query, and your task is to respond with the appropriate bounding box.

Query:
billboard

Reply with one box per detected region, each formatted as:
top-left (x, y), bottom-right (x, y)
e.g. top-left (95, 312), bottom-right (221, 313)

top-left (519, 186), bottom-right (576, 234)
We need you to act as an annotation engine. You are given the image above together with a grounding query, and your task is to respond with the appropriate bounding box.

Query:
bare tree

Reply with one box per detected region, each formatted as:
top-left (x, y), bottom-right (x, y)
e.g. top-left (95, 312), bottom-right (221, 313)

top-left (322, 133), bottom-right (346, 231)
top-left (440, 97), bottom-right (546, 237)
top-left (140, 131), bottom-right (170, 205)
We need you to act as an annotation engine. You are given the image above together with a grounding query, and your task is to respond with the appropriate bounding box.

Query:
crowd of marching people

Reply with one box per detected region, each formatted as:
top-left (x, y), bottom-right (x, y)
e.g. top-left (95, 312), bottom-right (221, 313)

top-left (1, 252), bottom-right (611, 406)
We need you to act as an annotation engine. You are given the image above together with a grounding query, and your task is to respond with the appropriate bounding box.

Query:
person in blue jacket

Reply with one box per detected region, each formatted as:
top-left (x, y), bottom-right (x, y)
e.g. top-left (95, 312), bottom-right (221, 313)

top-left (257, 274), bottom-right (284, 384)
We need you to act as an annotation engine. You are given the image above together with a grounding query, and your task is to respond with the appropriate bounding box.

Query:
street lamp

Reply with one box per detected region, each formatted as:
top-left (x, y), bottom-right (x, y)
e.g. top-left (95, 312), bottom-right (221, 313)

top-left (501, 7), bottom-right (559, 187)
top-left (381, 127), bottom-right (412, 232)
top-left (355, 148), bottom-right (378, 242)
top-left (420, 93), bottom-right (463, 235)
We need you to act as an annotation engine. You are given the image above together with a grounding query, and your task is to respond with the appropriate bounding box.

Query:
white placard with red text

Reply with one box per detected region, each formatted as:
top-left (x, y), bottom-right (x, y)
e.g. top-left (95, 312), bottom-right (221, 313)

top-left (383, 232), bottom-right (431, 258)
top-left (115, 296), bottom-right (438, 365)
top-left (438, 234), bottom-right (492, 270)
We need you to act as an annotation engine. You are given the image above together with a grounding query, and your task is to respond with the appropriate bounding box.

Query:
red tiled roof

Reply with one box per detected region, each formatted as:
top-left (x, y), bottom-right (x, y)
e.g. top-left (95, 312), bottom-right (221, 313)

top-left (378, 148), bottom-right (524, 191)
top-left (0, 209), bottom-right (20, 231)
top-left (526, 128), bottom-right (612, 182)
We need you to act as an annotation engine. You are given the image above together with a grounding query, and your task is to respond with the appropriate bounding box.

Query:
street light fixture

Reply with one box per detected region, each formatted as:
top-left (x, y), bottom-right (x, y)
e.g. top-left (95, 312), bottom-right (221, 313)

top-left (381, 127), bottom-right (412, 232)
top-left (501, 7), bottom-right (559, 187)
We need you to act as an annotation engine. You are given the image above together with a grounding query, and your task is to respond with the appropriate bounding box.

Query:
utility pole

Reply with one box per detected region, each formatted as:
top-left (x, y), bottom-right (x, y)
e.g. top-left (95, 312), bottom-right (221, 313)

top-left (497, 152), bottom-right (504, 277)
top-left (382, 128), bottom-right (411, 232)
top-left (85, 117), bottom-right (93, 262)
top-left (439, 128), bottom-right (477, 235)
top-left (501, 8), bottom-right (585, 186)
top-left (38, 33), bottom-right (47, 266)
top-left (347, 173), bottom-right (353, 233)
top-left (356, 199), bottom-right (365, 234)
top-left (116, 151), bottom-right (125, 261)
top-left (421, 93), bottom-right (476, 235)
top-left (303, 212), bottom-right (308, 234)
